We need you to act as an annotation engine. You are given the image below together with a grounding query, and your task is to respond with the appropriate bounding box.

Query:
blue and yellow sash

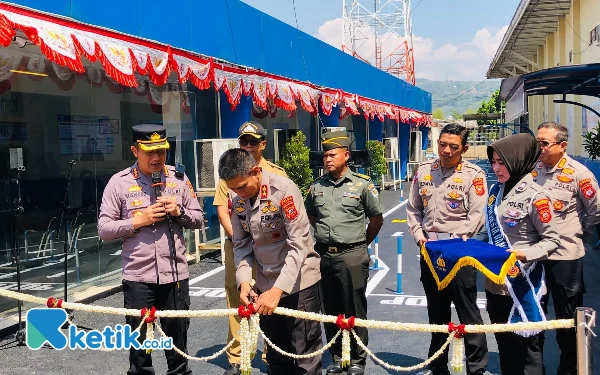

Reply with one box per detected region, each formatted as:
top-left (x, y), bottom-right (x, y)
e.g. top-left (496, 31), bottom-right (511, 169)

top-left (486, 183), bottom-right (546, 336)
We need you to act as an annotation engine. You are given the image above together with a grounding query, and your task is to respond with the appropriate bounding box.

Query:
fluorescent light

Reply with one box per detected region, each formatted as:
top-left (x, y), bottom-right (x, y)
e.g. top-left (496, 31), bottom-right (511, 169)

top-left (10, 69), bottom-right (48, 77)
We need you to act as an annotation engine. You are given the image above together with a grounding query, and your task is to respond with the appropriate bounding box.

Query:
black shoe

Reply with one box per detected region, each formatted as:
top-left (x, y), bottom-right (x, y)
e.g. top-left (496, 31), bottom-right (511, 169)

top-left (347, 364), bottom-right (365, 375)
top-left (223, 364), bottom-right (241, 375)
top-left (325, 361), bottom-right (344, 374)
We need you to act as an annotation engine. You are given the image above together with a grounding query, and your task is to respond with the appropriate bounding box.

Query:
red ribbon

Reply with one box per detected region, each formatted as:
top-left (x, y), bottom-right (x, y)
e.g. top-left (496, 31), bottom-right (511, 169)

top-left (336, 315), bottom-right (356, 331)
top-left (238, 304), bottom-right (256, 319)
top-left (448, 322), bottom-right (466, 338)
top-left (141, 306), bottom-right (157, 323)
top-left (46, 297), bottom-right (63, 308)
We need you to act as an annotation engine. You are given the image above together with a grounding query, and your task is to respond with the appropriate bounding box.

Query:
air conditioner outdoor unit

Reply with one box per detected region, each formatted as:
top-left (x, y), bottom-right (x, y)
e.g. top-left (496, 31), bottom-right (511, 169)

top-left (193, 138), bottom-right (239, 192)
top-left (382, 137), bottom-right (399, 160)
top-left (409, 131), bottom-right (423, 163)
top-left (273, 129), bottom-right (300, 162)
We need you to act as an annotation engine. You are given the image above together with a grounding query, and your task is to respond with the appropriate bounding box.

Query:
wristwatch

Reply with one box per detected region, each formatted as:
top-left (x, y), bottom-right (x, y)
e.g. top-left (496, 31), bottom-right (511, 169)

top-left (177, 204), bottom-right (185, 217)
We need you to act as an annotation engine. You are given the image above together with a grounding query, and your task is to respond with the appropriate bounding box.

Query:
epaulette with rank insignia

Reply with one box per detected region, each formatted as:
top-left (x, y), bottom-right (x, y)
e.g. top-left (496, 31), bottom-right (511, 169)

top-left (266, 160), bottom-right (285, 172)
top-left (354, 172), bottom-right (372, 181)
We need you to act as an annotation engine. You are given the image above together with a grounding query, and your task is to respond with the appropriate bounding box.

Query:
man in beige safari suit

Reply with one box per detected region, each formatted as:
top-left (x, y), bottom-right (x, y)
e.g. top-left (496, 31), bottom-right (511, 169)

top-left (213, 121), bottom-right (286, 375)
top-left (218, 148), bottom-right (322, 375)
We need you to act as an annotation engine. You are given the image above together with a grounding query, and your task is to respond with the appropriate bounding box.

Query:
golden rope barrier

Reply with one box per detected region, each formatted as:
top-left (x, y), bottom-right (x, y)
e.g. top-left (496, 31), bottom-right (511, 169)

top-left (0, 288), bottom-right (577, 374)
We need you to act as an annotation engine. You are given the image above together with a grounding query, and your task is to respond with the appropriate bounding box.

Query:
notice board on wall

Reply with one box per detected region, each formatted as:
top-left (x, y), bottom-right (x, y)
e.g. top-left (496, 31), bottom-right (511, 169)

top-left (57, 115), bottom-right (118, 156)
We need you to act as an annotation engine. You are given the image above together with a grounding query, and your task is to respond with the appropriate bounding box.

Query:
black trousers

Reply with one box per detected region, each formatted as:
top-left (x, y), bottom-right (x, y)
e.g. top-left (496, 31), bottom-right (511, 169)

top-left (540, 258), bottom-right (585, 375)
top-left (420, 259), bottom-right (488, 375)
top-left (123, 279), bottom-right (192, 375)
top-left (259, 283), bottom-right (323, 375)
top-left (319, 244), bottom-right (369, 365)
top-left (486, 290), bottom-right (544, 375)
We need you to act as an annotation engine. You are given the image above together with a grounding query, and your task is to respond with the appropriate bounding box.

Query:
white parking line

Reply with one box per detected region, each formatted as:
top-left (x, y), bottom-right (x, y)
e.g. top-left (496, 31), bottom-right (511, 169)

top-left (188, 266), bottom-right (225, 286)
top-left (46, 270), bottom-right (75, 279)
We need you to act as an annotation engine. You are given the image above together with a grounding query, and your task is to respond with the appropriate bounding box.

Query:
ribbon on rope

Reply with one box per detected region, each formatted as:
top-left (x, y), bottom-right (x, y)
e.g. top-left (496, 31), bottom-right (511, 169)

top-left (46, 297), bottom-right (63, 308)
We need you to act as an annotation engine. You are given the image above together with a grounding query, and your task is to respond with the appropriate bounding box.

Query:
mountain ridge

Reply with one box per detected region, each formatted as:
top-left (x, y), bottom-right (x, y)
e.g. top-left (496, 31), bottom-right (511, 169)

top-left (415, 78), bottom-right (501, 116)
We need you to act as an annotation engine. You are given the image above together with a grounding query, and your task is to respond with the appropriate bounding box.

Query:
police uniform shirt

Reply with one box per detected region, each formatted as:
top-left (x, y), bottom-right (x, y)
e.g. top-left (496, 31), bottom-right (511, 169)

top-left (407, 159), bottom-right (487, 243)
top-left (305, 171), bottom-right (383, 245)
top-left (230, 171), bottom-right (321, 294)
top-left (532, 155), bottom-right (600, 260)
top-left (484, 174), bottom-right (561, 294)
top-left (98, 163), bottom-right (204, 284)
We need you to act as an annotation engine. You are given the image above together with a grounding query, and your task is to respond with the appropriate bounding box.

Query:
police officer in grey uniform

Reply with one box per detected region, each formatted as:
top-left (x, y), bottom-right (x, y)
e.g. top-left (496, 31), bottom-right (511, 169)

top-left (406, 123), bottom-right (488, 375)
top-left (479, 133), bottom-right (561, 375)
top-left (305, 131), bottom-right (384, 375)
top-left (218, 148), bottom-right (323, 375)
top-left (532, 122), bottom-right (600, 375)
top-left (98, 124), bottom-right (204, 375)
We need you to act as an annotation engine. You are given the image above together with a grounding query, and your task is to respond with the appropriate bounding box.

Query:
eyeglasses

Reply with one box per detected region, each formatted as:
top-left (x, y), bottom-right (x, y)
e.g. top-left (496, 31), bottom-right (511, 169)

top-left (537, 140), bottom-right (561, 148)
top-left (239, 137), bottom-right (263, 147)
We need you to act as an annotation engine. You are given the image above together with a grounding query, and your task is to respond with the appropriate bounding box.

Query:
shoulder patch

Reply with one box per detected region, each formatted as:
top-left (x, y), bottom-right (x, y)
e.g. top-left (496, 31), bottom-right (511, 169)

top-left (533, 198), bottom-right (552, 223)
top-left (578, 178), bottom-right (596, 199)
top-left (267, 161), bottom-right (284, 170)
top-left (354, 172), bottom-right (371, 181)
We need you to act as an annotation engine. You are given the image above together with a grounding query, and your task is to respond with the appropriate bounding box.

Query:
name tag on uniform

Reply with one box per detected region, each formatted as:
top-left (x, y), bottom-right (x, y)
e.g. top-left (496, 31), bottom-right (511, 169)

top-left (343, 192), bottom-right (360, 199)
top-left (313, 192), bottom-right (324, 197)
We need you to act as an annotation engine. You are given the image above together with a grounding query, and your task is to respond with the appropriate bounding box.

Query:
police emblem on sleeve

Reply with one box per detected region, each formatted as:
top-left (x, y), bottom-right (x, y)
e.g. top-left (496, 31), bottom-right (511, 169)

top-left (280, 196), bottom-right (298, 220)
top-left (473, 178), bottom-right (485, 196)
top-left (578, 178), bottom-right (596, 199)
top-left (533, 199), bottom-right (552, 223)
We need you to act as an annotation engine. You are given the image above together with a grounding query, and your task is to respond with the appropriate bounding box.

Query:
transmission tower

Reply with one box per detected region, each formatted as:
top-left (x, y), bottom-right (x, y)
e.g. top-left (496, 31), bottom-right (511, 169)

top-left (342, 0), bottom-right (415, 84)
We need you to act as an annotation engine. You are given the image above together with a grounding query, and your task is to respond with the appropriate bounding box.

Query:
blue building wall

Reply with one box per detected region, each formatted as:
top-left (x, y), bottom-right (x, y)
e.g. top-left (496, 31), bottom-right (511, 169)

top-left (11, 0), bottom-right (431, 113)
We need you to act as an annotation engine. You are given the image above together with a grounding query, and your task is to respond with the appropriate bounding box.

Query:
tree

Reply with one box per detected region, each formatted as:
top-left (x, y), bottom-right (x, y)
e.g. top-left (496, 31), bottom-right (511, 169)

top-left (476, 89), bottom-right (503, 125)
top-left (449, 110), bottom-right (464, 121)
top-left (365, 140), bottom-right (388, 185)
top-left (432, 108), bottom-right (444, 120)
top-left (277, 131), bottom-right (313, 197)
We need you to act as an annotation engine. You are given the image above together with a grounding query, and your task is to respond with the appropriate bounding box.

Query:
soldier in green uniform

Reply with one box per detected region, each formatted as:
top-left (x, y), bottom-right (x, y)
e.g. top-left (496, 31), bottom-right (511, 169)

top-left (305, 131), bottom-right (384, 375)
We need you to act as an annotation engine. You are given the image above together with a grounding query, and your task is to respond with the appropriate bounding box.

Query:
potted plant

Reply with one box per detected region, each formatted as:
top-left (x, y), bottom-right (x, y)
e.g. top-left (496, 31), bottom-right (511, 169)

top-left (583, 121), bottom-right (600, 179)
top-left (277, 131), bottom-right (313, 198)
top-left (365, 140), bottom-right (388, 186)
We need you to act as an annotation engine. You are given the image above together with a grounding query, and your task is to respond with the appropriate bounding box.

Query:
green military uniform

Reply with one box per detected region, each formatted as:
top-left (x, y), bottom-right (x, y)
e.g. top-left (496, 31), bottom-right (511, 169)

top-left (304, 131), bottom-right (384, 370)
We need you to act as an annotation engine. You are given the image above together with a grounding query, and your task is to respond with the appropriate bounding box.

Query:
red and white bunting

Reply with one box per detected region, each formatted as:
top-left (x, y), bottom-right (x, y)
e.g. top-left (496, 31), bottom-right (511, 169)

top-left (172, 54), bottom-right (211, 89)
top-left (0, 4), bottom-right (432, 123)
top-left (319, 91), bottom-right (340, 116)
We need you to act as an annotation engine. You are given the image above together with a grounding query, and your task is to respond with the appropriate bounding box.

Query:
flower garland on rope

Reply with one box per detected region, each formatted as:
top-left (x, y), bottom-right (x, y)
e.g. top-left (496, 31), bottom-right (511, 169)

top-left (336, 314), bottom-right (356, 368)
top-left (448, 322), bottom-right (465, 374)
top-left (141, 306), bottom-right (157, 354)
top-left (238, 304), bottom-right (259, 375)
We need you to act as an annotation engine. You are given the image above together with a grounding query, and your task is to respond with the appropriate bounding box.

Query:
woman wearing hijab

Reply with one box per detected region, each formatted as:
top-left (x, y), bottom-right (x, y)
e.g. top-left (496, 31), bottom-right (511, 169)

top-left (474, 133), bottom-right (560, 375)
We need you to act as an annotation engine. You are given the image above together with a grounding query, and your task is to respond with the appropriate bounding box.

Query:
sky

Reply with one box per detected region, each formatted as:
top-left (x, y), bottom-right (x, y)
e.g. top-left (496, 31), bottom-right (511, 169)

top-left (241, 0), bottom-right (521, 81)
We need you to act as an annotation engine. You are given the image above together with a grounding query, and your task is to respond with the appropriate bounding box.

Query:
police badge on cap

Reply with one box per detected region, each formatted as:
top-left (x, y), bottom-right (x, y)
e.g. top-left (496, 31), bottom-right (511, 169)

top-left (132, 124), bottom-right (170, 151)
top-left (238, 121), bottom-right (267, 139)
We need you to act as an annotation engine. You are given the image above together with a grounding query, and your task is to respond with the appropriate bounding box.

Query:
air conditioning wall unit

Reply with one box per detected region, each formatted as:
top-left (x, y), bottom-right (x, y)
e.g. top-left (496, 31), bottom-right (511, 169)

top-left (409, 131), bottom-right (423, 163)
top-left (273, 129), bottom-right (300, 162)
top-left (382, 137), bottom-right (399, 160)
top-left (193, 138), bottom-right (238, 192)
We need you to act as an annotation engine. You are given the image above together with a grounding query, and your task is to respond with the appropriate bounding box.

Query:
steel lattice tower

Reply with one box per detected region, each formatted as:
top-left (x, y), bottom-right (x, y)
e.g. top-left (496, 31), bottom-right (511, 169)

top-left (342, 0), bottom-right (415, 84)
